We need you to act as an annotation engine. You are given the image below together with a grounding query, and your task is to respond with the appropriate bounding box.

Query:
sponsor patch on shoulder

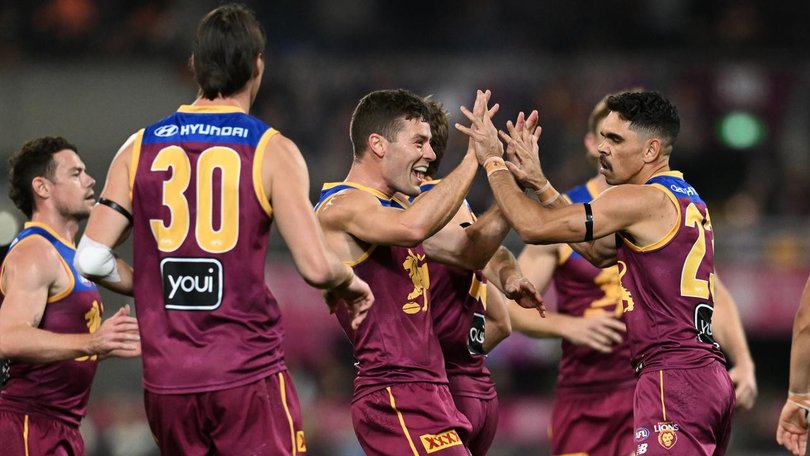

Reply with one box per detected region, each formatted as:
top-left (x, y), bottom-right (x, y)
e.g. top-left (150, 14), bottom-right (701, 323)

top-left (420, 429), bottom-right (462, 453)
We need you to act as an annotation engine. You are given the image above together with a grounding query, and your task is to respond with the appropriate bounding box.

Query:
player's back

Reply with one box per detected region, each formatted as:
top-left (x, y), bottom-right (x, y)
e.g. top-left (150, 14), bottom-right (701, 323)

top-left (0, 223), bottom-right (102, 426)
top-left (617, 171), bottom-right (726, 372)
top-left (131, 105), bottom-right (284, 394)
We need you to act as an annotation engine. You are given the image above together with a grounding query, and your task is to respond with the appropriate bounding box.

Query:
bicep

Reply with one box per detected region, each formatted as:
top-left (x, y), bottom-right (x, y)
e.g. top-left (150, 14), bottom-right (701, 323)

top-left (265, 137), bottom-right (328, 254)
top-left (0, 247), bottom-right (53, 329)
top-left (85, 140), bottom-right (135, 247)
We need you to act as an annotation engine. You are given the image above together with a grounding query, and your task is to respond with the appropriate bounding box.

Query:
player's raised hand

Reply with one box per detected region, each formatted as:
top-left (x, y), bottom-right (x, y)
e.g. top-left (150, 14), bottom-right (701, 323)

top-left (499, 110), bottom-right (545, 191)
top-left (776, 399), bottom-right (809, 456)
top-left (455, 90), bottom-right (502, 164)
top-left (324, 273), bottom-right (374, 330)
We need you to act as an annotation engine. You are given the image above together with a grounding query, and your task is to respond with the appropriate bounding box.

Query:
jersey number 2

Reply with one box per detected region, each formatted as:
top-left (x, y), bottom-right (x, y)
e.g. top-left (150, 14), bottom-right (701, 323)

top-left (150, 146), bottom-right (240, 253)
top-left (680, 203), bottom-right (715, 299)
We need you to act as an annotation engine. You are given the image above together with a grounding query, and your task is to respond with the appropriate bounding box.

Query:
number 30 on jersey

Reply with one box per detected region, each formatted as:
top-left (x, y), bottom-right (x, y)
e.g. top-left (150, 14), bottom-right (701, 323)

top-left (149, 146), bottom-right (240, 254)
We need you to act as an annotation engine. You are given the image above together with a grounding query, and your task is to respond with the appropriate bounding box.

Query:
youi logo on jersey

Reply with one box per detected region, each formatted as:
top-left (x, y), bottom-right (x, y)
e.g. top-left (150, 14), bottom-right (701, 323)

top-left (160, 258), bottom-right (223, 310)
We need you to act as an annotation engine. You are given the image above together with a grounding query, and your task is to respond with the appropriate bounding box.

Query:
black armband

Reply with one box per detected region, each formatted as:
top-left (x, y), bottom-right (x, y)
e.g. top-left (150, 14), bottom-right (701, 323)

top-left (583, 203), bottom-right (594, 242)
top-left (98, 198), bottom-right (133, 225)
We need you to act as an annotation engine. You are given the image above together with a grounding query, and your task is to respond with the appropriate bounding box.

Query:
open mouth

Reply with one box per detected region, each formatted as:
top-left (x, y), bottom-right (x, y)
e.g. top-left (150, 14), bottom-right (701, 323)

top-left (599, 155), bottom-right (612, 172)
top-left (412, 166), bottom-right (428, 183)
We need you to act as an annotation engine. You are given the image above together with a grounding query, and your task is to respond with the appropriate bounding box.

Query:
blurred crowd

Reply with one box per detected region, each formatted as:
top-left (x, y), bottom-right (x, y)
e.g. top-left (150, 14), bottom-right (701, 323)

top-left (1, 1), bottom-right (809, 454)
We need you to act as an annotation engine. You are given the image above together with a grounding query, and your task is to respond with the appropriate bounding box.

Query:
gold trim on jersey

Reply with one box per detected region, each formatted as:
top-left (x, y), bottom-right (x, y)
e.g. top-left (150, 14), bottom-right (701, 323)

top-left (387, 386), bottom-right (420, 456)
top-left (177, 104), bottom-right (246, 114)
top-left (129, 129), bottom-right (145, 201)
top-left (585, 177), bottom-right (602, 198)
top-left (620, 183), bottom-right (681, 252)
top-left (252, 128), bottom-right (279, 218)
top-left (558, 244), bottom-right (574, 265)
top-left (0, 224), bottom-right (76, 299)
top-left (279, 372), bottom-right (298, 456)
top-left (318, 182), bottom-right (398, 266)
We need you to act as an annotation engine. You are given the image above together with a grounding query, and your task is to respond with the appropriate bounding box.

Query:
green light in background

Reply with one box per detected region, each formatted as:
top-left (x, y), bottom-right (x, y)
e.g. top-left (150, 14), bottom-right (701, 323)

top-left (718, 111), bottom-right (765, 149)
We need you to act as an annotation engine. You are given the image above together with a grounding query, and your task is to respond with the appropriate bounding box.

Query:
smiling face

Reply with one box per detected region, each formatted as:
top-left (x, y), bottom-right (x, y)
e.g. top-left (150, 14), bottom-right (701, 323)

top-left (597, 111), bottom-right (649, 185)
top-left (381, 117), bottom-right (435, 196)
top-left (45, 149), bottom-right (96, 220)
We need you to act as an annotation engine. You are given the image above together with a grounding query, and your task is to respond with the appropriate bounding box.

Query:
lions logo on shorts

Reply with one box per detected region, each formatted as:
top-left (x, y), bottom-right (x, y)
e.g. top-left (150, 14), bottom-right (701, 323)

top-left (654, 421), bottom-right (679, 449)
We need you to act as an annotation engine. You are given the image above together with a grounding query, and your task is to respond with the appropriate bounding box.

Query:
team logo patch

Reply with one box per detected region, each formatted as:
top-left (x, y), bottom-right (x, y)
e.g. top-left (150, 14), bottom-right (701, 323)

top-left (634, 427), bottom-right (650, 442)
top-left (654, 421), bottom-right (679, 449)
top-left (419, 429), bottom-right (462, 453)
top-left (160, 257), bottom-right (223, 310)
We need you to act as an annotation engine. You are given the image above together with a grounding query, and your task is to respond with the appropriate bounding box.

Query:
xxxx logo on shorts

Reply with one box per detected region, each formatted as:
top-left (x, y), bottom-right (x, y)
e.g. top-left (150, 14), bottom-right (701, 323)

top-left (419, 429), bottom-right (462, 453)
top-left (654, 421), bottom-right (679, 449)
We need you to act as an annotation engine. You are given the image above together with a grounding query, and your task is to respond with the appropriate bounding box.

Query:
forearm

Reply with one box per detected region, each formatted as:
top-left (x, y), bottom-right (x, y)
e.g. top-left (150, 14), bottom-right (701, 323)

top-left (482, 246), bottom-right (519, 293)
top-left (408, 153), bottom-right (478, 238)
top-left (457, 205), bottom-right (511, 270)
top-left (789, 277), bottom-right (810, 393)
top-left (0, 327), bottom-right (92, 363)
top-left (508, 303), bottom-right (564, 339)
top-left (712, 283), bottom-right (754, 369)
top-left (98, 258), bottom-right (134, 296)
top-left (483, 286), bottom-right (511, 352)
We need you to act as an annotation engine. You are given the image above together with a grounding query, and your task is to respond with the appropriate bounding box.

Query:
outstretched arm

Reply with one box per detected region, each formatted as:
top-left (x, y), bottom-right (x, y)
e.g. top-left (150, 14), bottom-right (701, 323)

top-left (712, 276), bottom-right (757, 410)
top-left (777, 274), bottom-right (810, 456)
top-left (423, 204), bottom-right (511, 270)
top-left (267, 134), bottom-right (373, 330)
top-left (507, 243), bottom-right (625, 352)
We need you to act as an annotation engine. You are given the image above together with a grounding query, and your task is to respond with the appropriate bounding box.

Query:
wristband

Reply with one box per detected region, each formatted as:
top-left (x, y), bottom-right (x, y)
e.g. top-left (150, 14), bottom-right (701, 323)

top-left (484, 156), bottom-right (508, 177)
top-left (534, 181), bottom-right (560, 206)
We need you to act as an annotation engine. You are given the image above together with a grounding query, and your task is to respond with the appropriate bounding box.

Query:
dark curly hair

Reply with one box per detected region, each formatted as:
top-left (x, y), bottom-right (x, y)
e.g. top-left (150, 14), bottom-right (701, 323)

top-left (349, 89), bottom-right (430, 160)
top-left (8, 136), bottom-right (76, 218)
top-left (606, 91), bottom-right (680, 149)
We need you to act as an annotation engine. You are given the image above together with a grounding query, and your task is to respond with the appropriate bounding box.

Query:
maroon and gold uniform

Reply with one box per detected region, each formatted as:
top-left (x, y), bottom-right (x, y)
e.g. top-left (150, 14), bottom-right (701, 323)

top-left (132, 105), bottom-right (305, 455)
top-left (617, 172), bottom-right (733, 456)
top-left (0, 223), bottom-right (103, 454)
top-left (316, 182), bottom-right (472, 456)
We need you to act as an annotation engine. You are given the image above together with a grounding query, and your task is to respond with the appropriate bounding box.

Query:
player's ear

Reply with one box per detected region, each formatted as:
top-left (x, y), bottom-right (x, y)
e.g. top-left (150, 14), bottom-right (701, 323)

top-left (643, 138), bottom-right (662, 163)
top-left (31, 176), bottom-right (51, 199)
top-left (368, 133), bottom-right (386, 158)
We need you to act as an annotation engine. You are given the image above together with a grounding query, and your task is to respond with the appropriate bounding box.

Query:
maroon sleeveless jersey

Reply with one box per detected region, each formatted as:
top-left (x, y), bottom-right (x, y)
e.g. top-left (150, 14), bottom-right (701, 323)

top-left (553, 181), bottom-right (635, 395)
top-left (131, 105), bottom-right (285, 394)
top-left (0, 223), bottom-right (103, 426)
top-left (315, 183), bottom-right (447, 399)
top-left (616, 171), bottom-right (726, 373)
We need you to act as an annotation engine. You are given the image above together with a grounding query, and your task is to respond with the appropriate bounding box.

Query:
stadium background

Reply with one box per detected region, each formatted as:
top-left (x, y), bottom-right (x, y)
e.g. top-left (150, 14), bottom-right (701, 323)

top-left (0, 0), bottom-right (808, 454)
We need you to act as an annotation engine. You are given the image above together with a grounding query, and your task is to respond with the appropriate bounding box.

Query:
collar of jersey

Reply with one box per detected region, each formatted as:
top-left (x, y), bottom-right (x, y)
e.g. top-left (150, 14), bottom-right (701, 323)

top-left (24, 221), bottom-right (75, 249)
top-left (177, 104), bottom-right (246, 114)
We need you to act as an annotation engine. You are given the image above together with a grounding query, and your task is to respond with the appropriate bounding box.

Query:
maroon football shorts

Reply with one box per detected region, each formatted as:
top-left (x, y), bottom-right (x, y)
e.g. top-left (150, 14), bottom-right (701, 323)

top-left (633, 362), bottom-right (735, 455)
top-left (451, 394), bottom-right (498, 456)
top-left (352, 382), bottom-right (473, 456)
top-left (0, 410), bottom-right (84, 456)
top-left (144, 370), bottom-right (307, 456)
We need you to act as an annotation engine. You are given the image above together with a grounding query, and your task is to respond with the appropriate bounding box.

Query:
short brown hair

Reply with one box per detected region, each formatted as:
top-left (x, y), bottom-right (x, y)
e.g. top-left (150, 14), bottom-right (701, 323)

top-left (349, 89), bottom-right (429, 160)
top-left (9, 137), bottom-right (77, 218)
